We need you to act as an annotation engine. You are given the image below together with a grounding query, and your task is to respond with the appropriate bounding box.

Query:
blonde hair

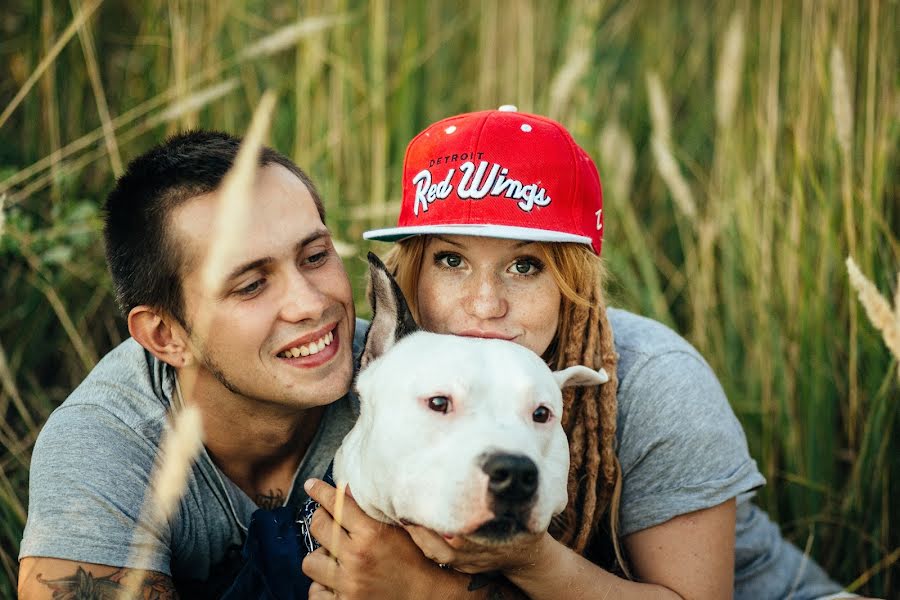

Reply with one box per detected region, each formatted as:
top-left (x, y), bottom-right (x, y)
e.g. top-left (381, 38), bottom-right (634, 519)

top-left (383, 237), bottom-right (629, 574)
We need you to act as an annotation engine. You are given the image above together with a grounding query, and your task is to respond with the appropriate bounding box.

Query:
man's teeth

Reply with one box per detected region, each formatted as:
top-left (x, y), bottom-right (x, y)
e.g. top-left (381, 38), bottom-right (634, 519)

top-left (279, 331), bottom-right (334, 358)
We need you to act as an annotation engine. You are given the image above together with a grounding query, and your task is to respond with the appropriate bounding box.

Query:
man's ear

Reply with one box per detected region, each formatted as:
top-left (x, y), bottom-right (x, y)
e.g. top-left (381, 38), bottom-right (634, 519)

top-left (128, 305), bottom-right (194, 368)
top-left (359, 252), bottom-right (419, 370)
top-left (552, 366), bottom-right (610, 389)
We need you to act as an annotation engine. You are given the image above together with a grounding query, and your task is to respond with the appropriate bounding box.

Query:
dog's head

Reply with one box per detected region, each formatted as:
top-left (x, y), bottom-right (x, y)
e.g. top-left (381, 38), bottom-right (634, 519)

top-left (333, 253), bottom-right (608, 545)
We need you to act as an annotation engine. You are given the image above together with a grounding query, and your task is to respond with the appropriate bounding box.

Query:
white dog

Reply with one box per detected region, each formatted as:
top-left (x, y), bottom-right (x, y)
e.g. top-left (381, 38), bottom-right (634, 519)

top-left (331, 254), bottom-right (608, 545)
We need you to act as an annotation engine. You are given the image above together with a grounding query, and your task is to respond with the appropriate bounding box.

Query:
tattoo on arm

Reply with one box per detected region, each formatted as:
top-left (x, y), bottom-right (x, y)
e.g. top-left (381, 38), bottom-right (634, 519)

top-left (253, 488), bottom-right (286, 509)
top-left (36, 566), bottom-right (178, 599)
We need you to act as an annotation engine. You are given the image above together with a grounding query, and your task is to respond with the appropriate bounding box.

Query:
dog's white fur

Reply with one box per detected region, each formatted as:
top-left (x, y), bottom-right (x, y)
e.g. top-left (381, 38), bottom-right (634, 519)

top-left (333, 255), bottom-right (607, 543)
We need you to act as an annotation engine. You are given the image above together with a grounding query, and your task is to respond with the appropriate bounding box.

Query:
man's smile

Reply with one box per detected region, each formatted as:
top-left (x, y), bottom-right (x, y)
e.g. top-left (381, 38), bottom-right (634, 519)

top-left (274, 322), bottom-right (341, 368)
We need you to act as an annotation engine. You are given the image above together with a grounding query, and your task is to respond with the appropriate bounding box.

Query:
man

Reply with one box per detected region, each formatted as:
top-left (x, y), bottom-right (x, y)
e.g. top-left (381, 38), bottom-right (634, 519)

top-left (18, 131), bottom-right (365, 598)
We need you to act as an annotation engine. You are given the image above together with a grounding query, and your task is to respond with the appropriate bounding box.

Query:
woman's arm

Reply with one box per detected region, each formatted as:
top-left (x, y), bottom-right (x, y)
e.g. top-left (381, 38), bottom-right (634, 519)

top-left (408, 499), bottom-right (735, 600)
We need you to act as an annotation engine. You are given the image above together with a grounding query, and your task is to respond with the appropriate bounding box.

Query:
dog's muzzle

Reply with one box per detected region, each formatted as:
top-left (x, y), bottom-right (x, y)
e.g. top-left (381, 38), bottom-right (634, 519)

top-left (474, 452), bottom-right (539, 541)
top-left (482, 453), bottom-right (539, 502)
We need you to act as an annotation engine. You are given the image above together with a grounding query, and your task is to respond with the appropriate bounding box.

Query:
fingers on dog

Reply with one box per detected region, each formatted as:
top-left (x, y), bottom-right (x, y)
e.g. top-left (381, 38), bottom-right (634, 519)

top-left (302, 547), bottom-right (340, 589)
top-left (307, 582), bottom-right (336, 600)
top-left (305, 478), bottom-right (365, 527)
top-left (309, 506), bottom-right (351, 551)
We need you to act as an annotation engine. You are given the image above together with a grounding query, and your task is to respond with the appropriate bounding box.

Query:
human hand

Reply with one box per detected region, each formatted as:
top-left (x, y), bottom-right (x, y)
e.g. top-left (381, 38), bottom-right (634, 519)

top-left (404, 524), bottom-right (550, 576)
top-left (301, 478), bottom-right (450, 600)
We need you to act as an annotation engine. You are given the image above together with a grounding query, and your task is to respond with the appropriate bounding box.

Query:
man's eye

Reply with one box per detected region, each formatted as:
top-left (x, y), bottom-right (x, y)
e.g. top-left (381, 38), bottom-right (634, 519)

top-left (236, 279), bottom-right (264, 295)
top-left (307, 251), bottom-right (328, 264)
top-left (436, 253), bottom-right (463, 268)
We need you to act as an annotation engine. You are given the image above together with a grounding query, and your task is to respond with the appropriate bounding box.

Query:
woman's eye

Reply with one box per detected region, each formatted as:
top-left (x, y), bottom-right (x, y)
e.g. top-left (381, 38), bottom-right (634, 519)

top-left (436, 253), bottom-right (463, 268)
top-left (510, 258), bottom-right (542, 275)
top-left (532, 406), bottom-right (551, 423)
top-left (427, 396), bottom-right (451, 413)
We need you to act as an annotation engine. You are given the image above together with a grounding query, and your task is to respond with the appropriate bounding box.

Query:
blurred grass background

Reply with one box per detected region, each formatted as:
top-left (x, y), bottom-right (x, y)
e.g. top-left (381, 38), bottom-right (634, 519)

top-left (0, 0), bottom-right (897, 596)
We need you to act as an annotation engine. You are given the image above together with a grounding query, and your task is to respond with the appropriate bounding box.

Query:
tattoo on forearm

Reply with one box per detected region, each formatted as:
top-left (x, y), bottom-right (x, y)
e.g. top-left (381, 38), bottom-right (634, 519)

top-left (254, 488), bottom-right (286, 509)
top-left (36, 566), bottom-right (178, 599)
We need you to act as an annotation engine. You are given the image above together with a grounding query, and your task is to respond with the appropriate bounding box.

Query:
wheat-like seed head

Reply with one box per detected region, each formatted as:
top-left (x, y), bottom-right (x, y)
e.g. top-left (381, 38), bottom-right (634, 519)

top-left (151, 406), bottom-right (206, 516)
top-left (199, 90), bottom-right (277, 306)
top-left (846, 257), bottom-right (900, 364)
top-left (116, 405), bottom-right (205, 600)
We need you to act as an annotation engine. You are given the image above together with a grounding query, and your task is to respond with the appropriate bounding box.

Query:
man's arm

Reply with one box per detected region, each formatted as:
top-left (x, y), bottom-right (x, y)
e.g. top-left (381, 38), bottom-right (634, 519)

top-left (18, 557), bottom-right (178, 600)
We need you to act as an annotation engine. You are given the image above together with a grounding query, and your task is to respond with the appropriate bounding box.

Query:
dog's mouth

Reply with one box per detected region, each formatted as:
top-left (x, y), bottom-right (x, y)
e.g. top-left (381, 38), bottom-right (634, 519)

top-left (470, 514), bottom-right (529, 542)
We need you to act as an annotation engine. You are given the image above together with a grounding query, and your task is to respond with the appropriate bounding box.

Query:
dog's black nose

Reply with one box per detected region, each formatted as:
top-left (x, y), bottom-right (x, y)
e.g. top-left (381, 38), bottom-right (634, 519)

top-left (482, 454), bottom-right (538, 502)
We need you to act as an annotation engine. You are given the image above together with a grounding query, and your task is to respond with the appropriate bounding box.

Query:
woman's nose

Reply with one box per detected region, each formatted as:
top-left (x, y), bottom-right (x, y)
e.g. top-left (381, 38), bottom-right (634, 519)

top-left (279, 271), bottom-right (328, 323)
top-left (464, 274), bottom-right (508, 320)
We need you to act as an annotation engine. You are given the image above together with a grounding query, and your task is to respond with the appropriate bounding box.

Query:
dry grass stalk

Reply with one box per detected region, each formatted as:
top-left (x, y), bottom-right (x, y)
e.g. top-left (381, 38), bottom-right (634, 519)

top-left (117, 94), bottom-right (276, 599)
top-left (830, 46), bottom-right (854, 157)
top-left (548, 48), bottom-right (589, 119)
top-left (646, 72), bottom-right (697, 220)
top-left (599, 120), bottom-right (636, 204)
top-left (157, 79), bottom-right (240, 124)
top-left (7, 79), bottom-right (241, 206)
top-left (199, 90), bottom-right (276, 297)
top-left (71, 0), bottom-right (123, 177)
top-left (651, 136), bottom-right (698, 221)
top-left (646, 71), bottom-right (672, 145)
top-left (116, 406), bottom-right (204, 600)
top-left (716, 11), bottom-right (745, 130)
top-left (150, 406), bottom-right (206, 518)
top-left (0, 193), bottom-right (5, 238)
top-left (0, 14), bottom-right (345, 197)
top-left (0, 0), bottom-right (104, 129)
top-left (846, 257), bottom-right (900, 363)
top-left (239, 14), bottom-right (351, 61)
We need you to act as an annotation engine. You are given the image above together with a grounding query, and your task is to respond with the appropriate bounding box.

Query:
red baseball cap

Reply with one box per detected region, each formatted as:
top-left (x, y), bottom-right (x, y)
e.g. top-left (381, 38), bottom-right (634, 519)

top-left (364, 106), bottom-right (604, 255)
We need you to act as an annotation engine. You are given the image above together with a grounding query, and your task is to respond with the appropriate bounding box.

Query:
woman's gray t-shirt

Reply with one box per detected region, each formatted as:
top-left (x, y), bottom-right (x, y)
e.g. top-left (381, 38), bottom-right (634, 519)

top-left (608, 308), bottom-right (843, 599)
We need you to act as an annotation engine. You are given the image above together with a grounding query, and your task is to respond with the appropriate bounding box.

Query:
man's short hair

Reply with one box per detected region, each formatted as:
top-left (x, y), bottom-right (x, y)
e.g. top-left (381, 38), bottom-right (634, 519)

top-left (103, 130), bottom-right (324, 325)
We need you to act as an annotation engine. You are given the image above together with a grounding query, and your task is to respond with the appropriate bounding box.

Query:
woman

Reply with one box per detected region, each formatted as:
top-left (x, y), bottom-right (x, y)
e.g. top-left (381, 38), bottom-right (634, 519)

top-left (304, 107), bottom-right (852, 599)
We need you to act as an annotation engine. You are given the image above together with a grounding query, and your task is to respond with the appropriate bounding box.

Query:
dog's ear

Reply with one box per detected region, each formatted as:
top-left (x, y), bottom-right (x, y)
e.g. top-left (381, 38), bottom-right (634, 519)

top-left (360, 252), bottom-right (420, 369)
top-left (553, 366), bottom-right (610, 389)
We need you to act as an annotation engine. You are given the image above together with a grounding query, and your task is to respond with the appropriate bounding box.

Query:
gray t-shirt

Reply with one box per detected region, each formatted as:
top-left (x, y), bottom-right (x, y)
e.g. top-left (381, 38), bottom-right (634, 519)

top-left (20, 319), bottom-right (368, 598)
top-left (608, 308), bottom-right (843, 599)
top-left (22, 311), bottom-right (843, 598)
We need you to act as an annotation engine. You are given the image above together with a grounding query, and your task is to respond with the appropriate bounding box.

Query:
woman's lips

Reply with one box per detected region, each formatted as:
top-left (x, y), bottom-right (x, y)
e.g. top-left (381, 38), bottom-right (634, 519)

top-left (455, 329), bottom-right (516, 341)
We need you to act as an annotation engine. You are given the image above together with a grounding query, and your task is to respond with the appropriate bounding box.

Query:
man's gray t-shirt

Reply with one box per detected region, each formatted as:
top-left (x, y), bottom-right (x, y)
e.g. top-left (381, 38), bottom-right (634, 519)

top-left (20, 319), bottom-right (368, 598)
top-left (608, 308), bottom-right (843, 599)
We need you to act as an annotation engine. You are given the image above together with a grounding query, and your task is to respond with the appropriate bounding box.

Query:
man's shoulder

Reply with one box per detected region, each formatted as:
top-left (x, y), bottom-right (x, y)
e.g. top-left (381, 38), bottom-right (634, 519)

top-left (42, 338), bottom-right (171, 445)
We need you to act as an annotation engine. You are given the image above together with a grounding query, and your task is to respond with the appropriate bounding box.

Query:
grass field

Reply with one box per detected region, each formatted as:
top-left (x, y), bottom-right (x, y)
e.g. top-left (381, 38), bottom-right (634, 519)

top-left (0, 1), bottom-right (897, 597)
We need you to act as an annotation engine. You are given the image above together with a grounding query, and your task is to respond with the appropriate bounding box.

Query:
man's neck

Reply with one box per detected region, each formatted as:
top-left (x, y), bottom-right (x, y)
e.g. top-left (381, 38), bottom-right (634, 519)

top-left (175, 370), bottom-right (327, 502)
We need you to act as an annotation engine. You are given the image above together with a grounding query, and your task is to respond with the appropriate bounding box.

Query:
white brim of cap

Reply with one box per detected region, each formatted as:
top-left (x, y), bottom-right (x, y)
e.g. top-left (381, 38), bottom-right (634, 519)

top-left (363, 224), bottom-right (593, 247)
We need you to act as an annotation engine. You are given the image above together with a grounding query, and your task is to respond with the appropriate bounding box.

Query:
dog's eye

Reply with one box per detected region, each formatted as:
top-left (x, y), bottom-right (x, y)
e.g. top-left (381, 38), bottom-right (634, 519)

top-left (427, 396), bottom-right (451, 413)
top-left (532, 406), bottom-right (551, 423)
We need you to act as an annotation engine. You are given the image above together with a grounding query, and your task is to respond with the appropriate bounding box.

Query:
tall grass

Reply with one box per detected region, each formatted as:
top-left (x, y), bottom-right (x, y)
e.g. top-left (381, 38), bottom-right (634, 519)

top-left (0, 1), bottom-right (897, 597)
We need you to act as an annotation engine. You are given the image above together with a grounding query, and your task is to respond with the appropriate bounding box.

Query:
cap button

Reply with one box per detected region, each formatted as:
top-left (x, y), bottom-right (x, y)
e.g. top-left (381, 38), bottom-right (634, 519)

top-left (497, 104), bottom-right (518, 112)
